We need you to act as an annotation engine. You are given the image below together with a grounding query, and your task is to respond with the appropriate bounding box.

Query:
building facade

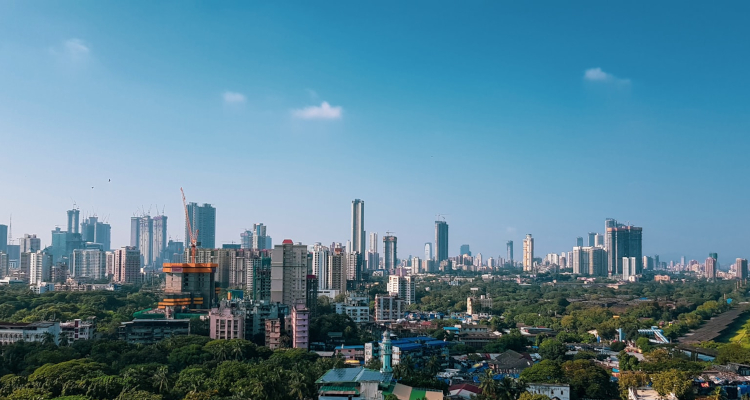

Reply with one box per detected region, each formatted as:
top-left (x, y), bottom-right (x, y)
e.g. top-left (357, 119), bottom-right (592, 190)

top-left (523, 234), bottom-right (534, 272)
top-left (435, 221), bottom-right (449, 262)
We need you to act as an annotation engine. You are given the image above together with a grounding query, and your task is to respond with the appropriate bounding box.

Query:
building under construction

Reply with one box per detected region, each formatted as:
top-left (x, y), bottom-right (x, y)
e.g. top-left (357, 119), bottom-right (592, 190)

top-left (158, 188), bottom-right (219, 311)
top-left (159, 262), bottom-right (218, 310)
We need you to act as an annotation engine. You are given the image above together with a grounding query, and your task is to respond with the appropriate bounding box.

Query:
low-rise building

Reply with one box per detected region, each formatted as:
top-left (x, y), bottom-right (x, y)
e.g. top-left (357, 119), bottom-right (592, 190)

top-left (0, 322), bottom-right (60, 345)
top-left (209, 301), bottom-right (245, 340)
top-left (374, 294), bottom-right (405, 322)
top-left (60, 318), bottom-right (95, 342)
top-left (265, 318), bottom-right (282, 350)
top-left (118, 319), bottom-right (190, 344)
top-left (467, 295), bottom-right (493, 314)
top-left (527, 383), bottom-right (570, 400)
top-left (489, 350), bottom-right (534, 375)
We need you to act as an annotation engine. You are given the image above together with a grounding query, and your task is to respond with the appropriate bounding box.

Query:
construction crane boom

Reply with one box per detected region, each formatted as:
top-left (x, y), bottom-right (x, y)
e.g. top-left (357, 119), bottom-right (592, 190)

top-left (181, 188), bottom-right (198, 263)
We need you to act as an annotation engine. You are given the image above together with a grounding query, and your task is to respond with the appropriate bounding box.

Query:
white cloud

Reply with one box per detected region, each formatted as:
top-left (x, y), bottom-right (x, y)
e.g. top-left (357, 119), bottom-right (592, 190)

top-left (583, 67), bottom-right (630, 85)
top-left (292, 101), bottom-right (343, 120)
top-left (64, 39), bottom-right (90, 56)
top-left (223, 91), bottom-right (246, 104)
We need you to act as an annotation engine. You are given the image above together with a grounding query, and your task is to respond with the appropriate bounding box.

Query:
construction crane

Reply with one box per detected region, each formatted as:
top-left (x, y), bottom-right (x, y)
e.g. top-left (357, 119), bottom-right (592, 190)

top-left (181, 188), bottom-right (199, 263)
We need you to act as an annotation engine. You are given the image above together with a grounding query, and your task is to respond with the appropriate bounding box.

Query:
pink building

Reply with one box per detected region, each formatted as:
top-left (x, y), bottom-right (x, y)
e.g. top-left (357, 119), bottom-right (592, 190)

top-left (209, 303), bottom-right (245, 340)
top-left (291, 302), bottom-right (309, 349)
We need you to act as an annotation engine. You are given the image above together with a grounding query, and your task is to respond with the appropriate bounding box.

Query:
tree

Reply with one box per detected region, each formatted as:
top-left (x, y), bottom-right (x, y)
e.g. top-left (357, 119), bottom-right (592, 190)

top-left (519, 393), bottom-right (551, 400)
top-left (619, 352), bottom-right (640, 371)
top-left (519, 360), bottom-right (565, 384)
top-left (539, 339), bottom-right (566, 362)
top-left (562, 360), bottom-right (617, 400)
top-left (479, 369), bottom-right (497, 399)
top-left (636, 337), bottom-right (652, 353)
top-left (650, 369), bottom-right (693, 400)
top-left (618, 371), bottom-right (648, 400)
top-left (610, 342), bottom-right (627, 352)
top-left (384, 394), bottom-right (400, 400)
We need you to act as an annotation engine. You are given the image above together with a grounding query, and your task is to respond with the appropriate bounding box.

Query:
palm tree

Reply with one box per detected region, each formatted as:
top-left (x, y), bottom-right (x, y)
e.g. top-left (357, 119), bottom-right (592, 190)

top-left (152, 366), bottom-right (170, 394)
top-left (479, 369), bottom-right (497, 399)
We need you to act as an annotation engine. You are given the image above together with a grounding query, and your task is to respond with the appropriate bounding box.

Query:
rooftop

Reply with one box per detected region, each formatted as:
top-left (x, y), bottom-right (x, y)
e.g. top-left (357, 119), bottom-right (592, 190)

top-left (316, 367), bottom-right (392, 385)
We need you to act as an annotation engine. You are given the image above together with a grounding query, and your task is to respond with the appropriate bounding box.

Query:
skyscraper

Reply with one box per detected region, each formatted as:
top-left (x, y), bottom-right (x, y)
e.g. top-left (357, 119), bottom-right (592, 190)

top-left (368, 233), bottom-right (380, 271)
top-left (186, 202), bottom-right (216, 249)
top-left (736, 258), bottom-right (748, 280)
top-left (460, 244), bottom-right (471, 256)
top-left (81, 216), bottom-right (111, 251)
top-left (523, 234), bottom-right (534, 272)
top-left (506, 240), bottom-right (513, 267)
top-left (29, 250), bottom-right (52, 285)
top-left (71, 248), bottom-right (107, 280)
top-left (130, 216), bottom-right (140, 247)
top-left (605, 220), bottom-right (643, 277)
top-left (435, 220), bottom-right (449, 262)
top-left (0, 224), bottom-right (7, 254)
top-left (138, 216), bottom-right (153, 267)
top-left (270, 240), bottom-right (308, 306)
top-left (370, 232), bottom-right (378, 253)
top-left (424, 243), bottom-right (433, 261)
top-left (113, 246), bottom-right (141, 284)
top-left (67, 209), bottom-right (80, 234)
top-left (383, 235), bottom-right (397, 271)
top-left (351, 199), bottom-right (365, 255)
top-left (576, 237), bottom-right (584, 247)
top-left (152, 215), bottom-right (168, 266)
top-left (312, 244), bottom-right (329, 289)
top-left (594, 234), bottom-right (604, 248)
top-left (622, 257), bottom-right (638, 281)
top-left (20, 234), bottom-right (41, 253)
top-left (705, 257), bottom-right (717, 280)
top-left (588, 232), bottom-right (596, 247)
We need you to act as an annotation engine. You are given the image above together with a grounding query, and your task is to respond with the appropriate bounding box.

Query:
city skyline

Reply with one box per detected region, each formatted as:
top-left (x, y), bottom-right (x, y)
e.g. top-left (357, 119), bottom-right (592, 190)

top-left (1, 3), bottom-right (750, 262)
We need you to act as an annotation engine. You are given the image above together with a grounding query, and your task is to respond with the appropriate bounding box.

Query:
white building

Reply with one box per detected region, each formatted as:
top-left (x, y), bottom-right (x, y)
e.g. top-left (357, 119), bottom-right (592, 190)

top-left (29, 251), bottom-right (52, 285)
top-left (374, 294), bottom-right (405, 322)
top-left (335, 303), bottom-right (370, 323)
top-left (0, 322), bottom-right (60, 345)
top-left (30, 282), bottom-right (55, 294)
top-left (311, 244), bottom-right (329, 290)
top-left (527, 383), bottom-right (570, 400)
top-left (71, 249), bottom-right (107, 280)
top-left (387, 275), bottom-right (415, 305)
top-left (60, 319), bottom-right (95, 342)
top-left (523, 234), bottom-right (534, 272)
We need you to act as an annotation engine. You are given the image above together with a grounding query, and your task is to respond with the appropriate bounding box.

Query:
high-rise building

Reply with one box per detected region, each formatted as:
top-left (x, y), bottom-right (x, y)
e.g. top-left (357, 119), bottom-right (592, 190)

top-left (588, 233), bottom-right (596, 247)
top-left (242, 223), bottom-right (269, 251)
top-left (0, 252), bottom-right (8, 278)
top-left (622, 257), bottom-right (637, 281)
top-left (312, 244), bottom-right (329, 290)
top-left (507, 241), bottom-right (513, 267)
top-left (576, 237), bottom-right (584, 247)
top-left (67, 209), bottom-right (80, 235)
top-left (523, 234), bottom-right (534, 272)
top-left (29, 251), bottom-right (52, 285)
top-left (70, 248), bottom-right (107, 280)
top-left (81, 216), bottom-right (111, 251)
top-left (291, 302), bottom-right (310, 349)
top-left (705, 257), bottom-right (717, 280)
top-left (424, 243), bottom-right (433, 261)
top-left (113, 246), bottom-right (141, 284)
top-left (737, 258), bottom-right (748, 280)
top-left (20, 234), bottom-right (41, 253)
top-left (383, 235), bottom-right (397, 271)
top-left (270, 240), bottom-right (308, 306)
top-left (368, 233), bottom-right (380, 271)
top-left (186, 202), bottom-right (216, 249)
top-left (594, 234), bottom-right (604, 248)
top-left (152, 216), bottom-right (168, 267)
top-left (0, 224), bottom-right (7, 254)
top-left (130, 216), bottom-right (140, 247)
top-left (435, 220), bottom-right (449, 262)
top-left (328, 248), bottom-right (347, 293)
top-left (387, 275), bottom-right (415, 304)
top-left (460, 244), bottom-right (471, 256)
top-left (137, 216), bottom-right (153, 267)
top-left (351, 199), bottom-right (365, 255)
top-left (643, 256), bottom-right (654, 270)
top-left (605, 220), bottom-right (643, 277)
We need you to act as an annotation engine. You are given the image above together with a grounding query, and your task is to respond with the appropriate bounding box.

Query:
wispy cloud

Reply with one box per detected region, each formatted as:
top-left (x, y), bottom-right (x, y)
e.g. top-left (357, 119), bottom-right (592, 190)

top-left (64, 39), bottom-right (90, 56)
top-left (223, 91), bottom-right (246, 104)
top-left (292, 101), bottom-right (343, 120)
top-left (583, 67), bottom-right (630, 85)
top-left (50, 38), bottom-right (91, 62)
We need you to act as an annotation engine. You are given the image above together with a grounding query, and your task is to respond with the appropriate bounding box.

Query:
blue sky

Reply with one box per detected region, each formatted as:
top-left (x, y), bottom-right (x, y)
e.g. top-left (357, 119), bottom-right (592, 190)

top-left (1, 2), bottom-right (749, 264)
